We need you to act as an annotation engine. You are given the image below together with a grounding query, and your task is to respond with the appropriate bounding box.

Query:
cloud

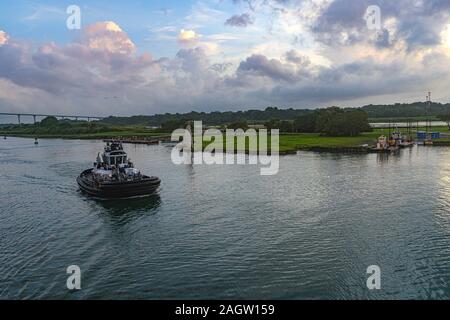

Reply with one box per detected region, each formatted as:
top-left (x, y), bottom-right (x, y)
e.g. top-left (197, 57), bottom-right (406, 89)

top-left (176, 47), bottom-right (210, 73)
top-left (225, 13), bottom-right (253, 27)
top-left (4, 2), bottom-right (450, 116)
top-left (237, 54), bottom-right (300, 81)
top-left (176, 29), bottom-right (222, 55)
top-left (0, 22), bottom-right (155, 105)
top-left (22, 5), bottom-right (65, 21)
top-left (227, 52), bottom-right (449, 107)
top-left (184, 4), bottom-right (226, 29)
top-left (178, 29), bottom-right (199, 44)
top-left (285, 49), bottom-right (311, 66)
top-left (1, 27), bottom-right (450, 115)
top-left (312, 0), bottom-right (450, 50)
top-left (82, 21), bottom-right (136, 55)
top-left (0, 22), bottom-right (230, 115)
top-left (0, 31), bottom-right (8, 46)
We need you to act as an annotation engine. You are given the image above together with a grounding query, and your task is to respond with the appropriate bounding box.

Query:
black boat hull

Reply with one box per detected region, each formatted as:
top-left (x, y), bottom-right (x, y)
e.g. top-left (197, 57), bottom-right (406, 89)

top-left (77, 169), bottom-right (160, 199)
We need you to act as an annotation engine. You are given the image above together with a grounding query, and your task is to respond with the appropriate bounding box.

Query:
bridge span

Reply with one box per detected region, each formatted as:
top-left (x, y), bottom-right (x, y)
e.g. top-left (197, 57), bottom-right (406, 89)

top-left (0, 112), bottom-right (105, 124)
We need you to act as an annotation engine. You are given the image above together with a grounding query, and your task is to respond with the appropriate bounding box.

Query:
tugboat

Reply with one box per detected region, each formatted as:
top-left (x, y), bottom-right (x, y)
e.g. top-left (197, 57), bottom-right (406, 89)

top-left (391, 131), bottom-right (414, 148)
top-left (369, 135), bottom-right (399, 153)
top-left (77, 141), bottom-right (161, 198)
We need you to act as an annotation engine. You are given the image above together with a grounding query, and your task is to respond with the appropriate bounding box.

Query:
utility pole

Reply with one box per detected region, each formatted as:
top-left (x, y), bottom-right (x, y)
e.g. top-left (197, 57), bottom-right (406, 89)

top-left (426, 92), bottom-right (431, 134)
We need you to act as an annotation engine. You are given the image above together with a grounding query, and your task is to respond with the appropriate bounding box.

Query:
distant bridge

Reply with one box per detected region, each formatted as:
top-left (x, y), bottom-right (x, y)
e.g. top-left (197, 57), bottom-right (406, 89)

top-left (0, 112), bottom-right (105, 124)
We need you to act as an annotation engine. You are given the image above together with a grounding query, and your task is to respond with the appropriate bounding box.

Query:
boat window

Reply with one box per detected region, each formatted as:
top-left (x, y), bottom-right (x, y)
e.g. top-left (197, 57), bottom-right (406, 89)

top-left (110, 157), bottom-right (115, 165)
top-left (117, 157), bottom-right (123, 164)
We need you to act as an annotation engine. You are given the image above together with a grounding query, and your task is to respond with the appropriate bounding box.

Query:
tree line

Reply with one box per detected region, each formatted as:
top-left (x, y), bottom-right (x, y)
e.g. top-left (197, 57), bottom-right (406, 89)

top-left (102, 107), bottom-right (311, 127)
top-left (6, 101), bottom-right (449, 137)
top-left (361, 102), bottom-right (450, 118)
top-left (160, 107), bottom-right (372, 137)
top-left (101, 102), bottom-right (450, 128)
top-left (260, 107), bottom-right (371, 136)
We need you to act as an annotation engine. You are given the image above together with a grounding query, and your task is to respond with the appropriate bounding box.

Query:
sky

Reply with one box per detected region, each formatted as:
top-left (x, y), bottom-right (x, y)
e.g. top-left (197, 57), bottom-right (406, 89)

top-left (1, 0), bottom-right (450, 117)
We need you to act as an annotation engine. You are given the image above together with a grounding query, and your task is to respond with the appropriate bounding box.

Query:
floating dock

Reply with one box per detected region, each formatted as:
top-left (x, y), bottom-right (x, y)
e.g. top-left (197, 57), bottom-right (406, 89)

top-left (103, 136), bottom-right (171, 145)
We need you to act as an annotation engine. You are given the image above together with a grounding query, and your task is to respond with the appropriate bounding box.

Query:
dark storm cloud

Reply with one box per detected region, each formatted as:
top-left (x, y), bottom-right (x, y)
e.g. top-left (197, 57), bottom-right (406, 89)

top-left (374, 28), bottom-right (391, 48)
top-left (0, 42), bottom-right (80, 94)
top-left (225, 13), bottom-right (253, 27)
top-left (285, 50), bottom-right (311, 66)
top-left (312, 0), bottom-right (450, 49)
top-left (237, 54), bottom-right (299, 81)
top-left (225, 49), bottom-right (450, 108)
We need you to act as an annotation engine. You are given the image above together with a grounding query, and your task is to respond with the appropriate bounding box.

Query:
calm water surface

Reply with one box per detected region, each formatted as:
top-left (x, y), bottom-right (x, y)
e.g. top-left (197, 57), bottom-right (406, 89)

top-left (0, 137), bottom-right (449, 299)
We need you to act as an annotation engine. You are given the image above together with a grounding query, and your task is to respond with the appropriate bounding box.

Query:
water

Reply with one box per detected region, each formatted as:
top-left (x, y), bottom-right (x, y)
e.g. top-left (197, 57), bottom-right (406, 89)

top-left (0, 137), bottom-right (449, 300)
top-left (370, 121), bottom-right (447, 128)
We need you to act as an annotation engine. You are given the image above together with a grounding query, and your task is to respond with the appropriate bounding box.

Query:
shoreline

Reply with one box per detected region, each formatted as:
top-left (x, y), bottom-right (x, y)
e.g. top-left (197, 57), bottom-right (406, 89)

top-left (0, 132), bottom-right (383, 155)
top-left (4, 132), bottom-right (450, 155)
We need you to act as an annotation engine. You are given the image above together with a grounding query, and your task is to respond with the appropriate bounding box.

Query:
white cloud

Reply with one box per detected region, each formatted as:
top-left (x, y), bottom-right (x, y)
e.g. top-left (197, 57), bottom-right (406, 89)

top-left (178, 29), bottom-right (199, 43)
top-left (177, 29), bottom-right (223, 55)
top-left (441, 24), bottom-right (450, 49)
top-left (184, 3), bottom-right (226, 29)
top-left (22, 5), bottom-right (65, 21)
top-left (0, 31), bottom-right (8, 46)
top-left (83, 21), bottom-right (136, 55)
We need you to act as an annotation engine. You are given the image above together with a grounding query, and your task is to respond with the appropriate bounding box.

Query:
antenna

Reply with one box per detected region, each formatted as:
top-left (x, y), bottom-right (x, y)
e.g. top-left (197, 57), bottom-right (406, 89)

top-left (426, 92), bottom-right (431, 133)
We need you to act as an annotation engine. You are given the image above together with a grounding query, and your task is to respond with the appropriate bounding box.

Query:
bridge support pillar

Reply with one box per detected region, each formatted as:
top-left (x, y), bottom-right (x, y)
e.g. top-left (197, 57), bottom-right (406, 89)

top-left (17, 114), bottom-right (21, 124)
top-left (33, 115), bottom-right (37, 124)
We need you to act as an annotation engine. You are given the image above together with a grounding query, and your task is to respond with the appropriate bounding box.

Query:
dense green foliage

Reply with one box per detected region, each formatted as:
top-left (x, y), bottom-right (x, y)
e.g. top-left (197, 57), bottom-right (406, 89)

top-left (438, 114), bottom-right (450, 129)
top-left (293, 113), bottom-right (317, 133)
top-left (227, 121), bottom-right (249, 130)
top-left (315, 107), bottom-right (372, 136)
top-left (40, 116), bottom-right (59, 127)
top-left (361, 102), bottom-right (450, 118)
top-left (4, 101), bottom-right (447, 139)
top-left (263, 107), bottom-right (371, 136)
top-left (99, 102), bottom-right (450, 129)
top-left (101, 107), bottom-right (312, 126)
top-left (265, 119), bottom-right (294, 132)
top-left (2, 107), bottom-right (371, 137)
top-left (160, 119), bottom-right (189, 132)
top-left (0, 119), bottom-right (159, 137)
